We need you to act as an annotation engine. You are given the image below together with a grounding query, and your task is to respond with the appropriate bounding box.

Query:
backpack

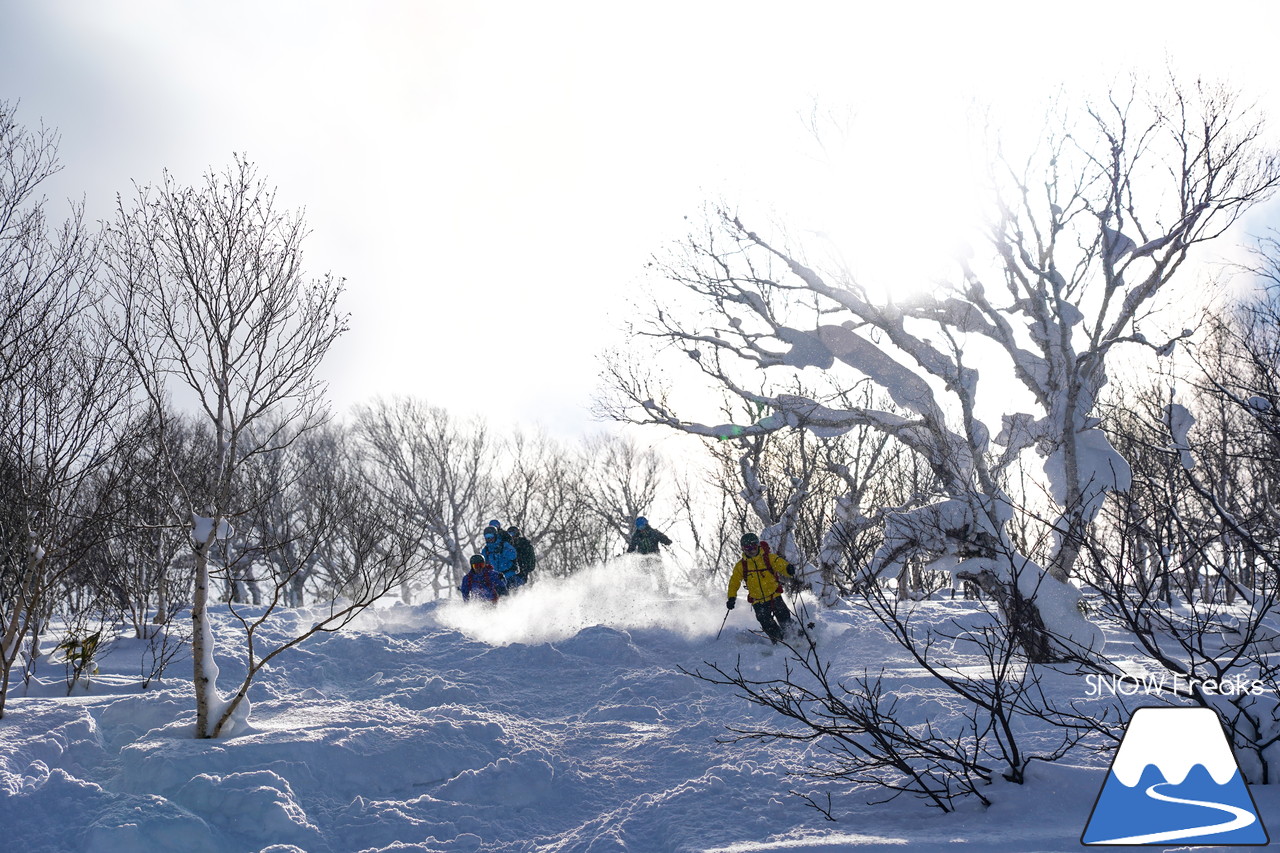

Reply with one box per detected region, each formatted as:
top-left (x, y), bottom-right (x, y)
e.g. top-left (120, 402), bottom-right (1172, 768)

top-left (742, 541), bottom-right (786, 603)
top-left (513, 537), bottom-right (536, 573)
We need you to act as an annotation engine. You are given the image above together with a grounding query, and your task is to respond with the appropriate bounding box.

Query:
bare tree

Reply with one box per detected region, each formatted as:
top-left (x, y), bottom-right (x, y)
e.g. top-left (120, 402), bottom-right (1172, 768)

top-left (243, 420), bottom-right (353, 607)
top-left (0, 102), bottom-right (97, 387)
top-left (685, 592), bottom-right (1099, 814)
top-left (0, 105), bottom-right (137, 718)
top-left (0, 292), bottom-right (139, 716)
top-left (1190, 246), bottom-right (1280, 580)
top-left (605, 77), bottom-right (1280, 661)
top-left (351, 397), bottom-right (497, 600)
top-left (578, 432), bottom-right (667, 552)
top-left (212, 421), bottom-right (419, 740)
top-left (493, 429), bottom-right (601, 580)
top-left (88, 410), bottom-right (206, 639)
top-left (103, 155), bottom-right (348, 738)
top-left (1090, 252), bottom-right (1280, 783)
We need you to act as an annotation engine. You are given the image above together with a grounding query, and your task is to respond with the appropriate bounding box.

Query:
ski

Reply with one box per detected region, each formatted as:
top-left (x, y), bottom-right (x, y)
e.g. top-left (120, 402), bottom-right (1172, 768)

top-left (734, 630), bottom-right (776, 655)
top-left (739, 625), bottom-right (818, 648)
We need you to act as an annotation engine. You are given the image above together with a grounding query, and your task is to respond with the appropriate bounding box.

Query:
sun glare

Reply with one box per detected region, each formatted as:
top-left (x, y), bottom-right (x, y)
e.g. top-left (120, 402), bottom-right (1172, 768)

top-left (744, 102), bottom-right (987, 306)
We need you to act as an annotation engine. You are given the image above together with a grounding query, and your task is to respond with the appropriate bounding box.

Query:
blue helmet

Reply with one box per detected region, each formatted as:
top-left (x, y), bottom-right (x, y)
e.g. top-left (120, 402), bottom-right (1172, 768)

top-left (487, 519), bottom-right (501, 528)
top-left (635, 517), bottom-right (648, 528)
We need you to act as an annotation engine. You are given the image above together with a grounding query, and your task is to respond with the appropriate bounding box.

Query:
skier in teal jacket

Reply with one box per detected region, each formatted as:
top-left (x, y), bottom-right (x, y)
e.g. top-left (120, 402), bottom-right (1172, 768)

top-left (482, 527), bottom-right (521, 588)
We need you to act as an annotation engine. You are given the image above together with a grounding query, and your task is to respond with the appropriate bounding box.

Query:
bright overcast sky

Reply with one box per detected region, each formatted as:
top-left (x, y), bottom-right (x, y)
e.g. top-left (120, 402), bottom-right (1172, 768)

top-left (4, 2), bottom-right (1280, 437)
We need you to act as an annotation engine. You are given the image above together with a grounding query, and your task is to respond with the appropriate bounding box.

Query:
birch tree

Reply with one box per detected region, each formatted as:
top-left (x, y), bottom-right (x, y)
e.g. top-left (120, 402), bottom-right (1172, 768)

top-left (104, 156), bottom-right (348, 738)
top-left (0, 305), bottom-right (137, 717)
top-left (608, 78), bottom-right (1280, 661)
top-left (1085, 272), bottom-right (1280, 782)
top-left (0, 102), bottom-right (95, 387)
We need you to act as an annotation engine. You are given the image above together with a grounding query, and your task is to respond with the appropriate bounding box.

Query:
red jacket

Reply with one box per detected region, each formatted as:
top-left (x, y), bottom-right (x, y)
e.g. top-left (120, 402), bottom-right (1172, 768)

top-left (461, 565), bottom-right (507, 603)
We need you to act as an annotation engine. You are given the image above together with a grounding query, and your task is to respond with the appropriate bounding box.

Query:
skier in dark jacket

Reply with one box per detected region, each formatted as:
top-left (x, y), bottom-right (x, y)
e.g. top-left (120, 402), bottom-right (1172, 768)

top-left (482, 527), bottom-right (521, 589)
top-left (626, 516), bottom-right (673, 595)
top-left (508, 526), bottom-right (536, 584)
top-left (461, 555), bottom-right (507, 603)
top-left (626, 517), bottom-right (671, 555)
top-left (726, 533), bottom-right (800, 644)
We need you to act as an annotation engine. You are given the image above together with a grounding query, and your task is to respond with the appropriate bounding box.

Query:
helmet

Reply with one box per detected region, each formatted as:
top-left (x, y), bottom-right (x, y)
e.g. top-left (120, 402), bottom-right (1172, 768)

top-left (469, 554), bottom-right (485, 567)
top-left (507, 526), bottom-right (520, 537)
top-left (488, 519), bottom-right (501, 528)
top-left (483, 529), bottom-right (496, 540)
top-left (635, 517), bottom-right (648, 528)
top-left (740, 532), bottom-right (760, 549)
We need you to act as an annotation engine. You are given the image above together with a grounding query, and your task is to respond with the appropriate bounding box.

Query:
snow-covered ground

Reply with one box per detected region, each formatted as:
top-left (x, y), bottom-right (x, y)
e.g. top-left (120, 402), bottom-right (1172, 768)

top-left (3, 562), bottom-right (1278, 852)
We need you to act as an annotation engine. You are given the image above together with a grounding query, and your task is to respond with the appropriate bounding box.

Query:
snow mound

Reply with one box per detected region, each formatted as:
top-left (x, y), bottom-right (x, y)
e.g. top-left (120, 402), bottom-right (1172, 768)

top-left (175, 770), bottom-right (321, 846)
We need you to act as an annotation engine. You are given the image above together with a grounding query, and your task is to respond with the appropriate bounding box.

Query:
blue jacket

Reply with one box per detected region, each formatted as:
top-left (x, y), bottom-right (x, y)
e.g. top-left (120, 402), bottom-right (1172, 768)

top-left (461, 566), bottom-right (507, 603)
top-left (482, 540), bottom-right (520, 585)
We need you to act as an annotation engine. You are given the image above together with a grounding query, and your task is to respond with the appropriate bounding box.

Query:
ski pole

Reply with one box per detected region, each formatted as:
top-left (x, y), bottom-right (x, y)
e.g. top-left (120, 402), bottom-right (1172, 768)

top-left (715, 607), bottom-right (731, 641)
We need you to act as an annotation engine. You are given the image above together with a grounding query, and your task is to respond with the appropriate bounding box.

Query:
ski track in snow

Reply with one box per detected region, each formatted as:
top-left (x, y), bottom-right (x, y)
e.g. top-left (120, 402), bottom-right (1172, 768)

top-left (2, 566), bottom-right (1277, 852)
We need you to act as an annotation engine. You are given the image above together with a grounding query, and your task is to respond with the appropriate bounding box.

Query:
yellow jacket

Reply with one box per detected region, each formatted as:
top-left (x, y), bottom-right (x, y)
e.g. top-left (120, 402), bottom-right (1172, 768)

top-left (728, 548), bottom-right (793, 604)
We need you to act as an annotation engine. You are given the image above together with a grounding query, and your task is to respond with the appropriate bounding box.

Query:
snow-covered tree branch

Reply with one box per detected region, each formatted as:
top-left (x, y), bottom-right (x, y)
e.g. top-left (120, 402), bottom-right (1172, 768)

top-left (606, 78), bottom-right (1280, 661)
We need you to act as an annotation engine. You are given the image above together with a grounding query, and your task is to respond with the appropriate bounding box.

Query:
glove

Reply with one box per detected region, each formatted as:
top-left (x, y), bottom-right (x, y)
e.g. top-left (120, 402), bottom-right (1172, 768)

top-left (726, 598), bottom-right (736, 610)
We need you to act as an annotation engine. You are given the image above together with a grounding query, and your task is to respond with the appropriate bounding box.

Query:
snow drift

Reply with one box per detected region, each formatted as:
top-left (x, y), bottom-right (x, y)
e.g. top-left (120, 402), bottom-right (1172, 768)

top-left (3, 564), bottom-right (1278, 852)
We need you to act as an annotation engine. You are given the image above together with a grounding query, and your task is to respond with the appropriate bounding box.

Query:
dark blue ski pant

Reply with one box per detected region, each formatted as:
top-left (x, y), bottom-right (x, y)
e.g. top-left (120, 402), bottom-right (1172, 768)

top-left (752, 597), bottom-right (793, 643)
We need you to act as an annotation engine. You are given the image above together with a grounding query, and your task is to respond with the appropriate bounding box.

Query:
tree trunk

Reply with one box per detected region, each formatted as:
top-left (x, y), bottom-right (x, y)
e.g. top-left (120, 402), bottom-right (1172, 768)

top-left (192, 544), bottom-right (216, 738)
top-left (955, 568), bottom-right (1056, 663)
top-left (0, 545), bottom-right (45, 720)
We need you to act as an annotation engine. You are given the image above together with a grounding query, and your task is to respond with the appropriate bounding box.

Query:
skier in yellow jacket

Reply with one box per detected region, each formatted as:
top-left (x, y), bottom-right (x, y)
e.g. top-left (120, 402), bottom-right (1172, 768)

top-left (726, 532), bottom-right (800, 644)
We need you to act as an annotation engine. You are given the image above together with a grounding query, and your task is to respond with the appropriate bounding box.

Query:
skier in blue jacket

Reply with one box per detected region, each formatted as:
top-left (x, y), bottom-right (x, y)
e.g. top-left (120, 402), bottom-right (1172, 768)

top-left (482, 527), bottom-right (521, 589)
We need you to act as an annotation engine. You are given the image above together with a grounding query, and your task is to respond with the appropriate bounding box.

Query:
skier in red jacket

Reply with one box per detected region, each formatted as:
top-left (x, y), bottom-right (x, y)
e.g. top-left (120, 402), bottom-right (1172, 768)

top-left (460, 555), bottom-right (508, 604)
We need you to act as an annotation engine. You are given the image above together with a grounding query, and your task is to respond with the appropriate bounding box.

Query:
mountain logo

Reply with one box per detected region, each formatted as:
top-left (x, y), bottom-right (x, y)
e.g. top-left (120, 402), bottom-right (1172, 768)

top-left (1082, 706), bottom-right (1269, 846)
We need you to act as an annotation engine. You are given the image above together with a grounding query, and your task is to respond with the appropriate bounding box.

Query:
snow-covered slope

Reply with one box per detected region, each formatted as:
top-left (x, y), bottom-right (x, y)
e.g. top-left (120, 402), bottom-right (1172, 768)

top-left (2, 564), bottom-right (1277, 852)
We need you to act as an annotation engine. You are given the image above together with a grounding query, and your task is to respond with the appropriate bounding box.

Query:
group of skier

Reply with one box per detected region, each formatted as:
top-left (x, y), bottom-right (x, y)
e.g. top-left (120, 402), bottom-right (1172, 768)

top-left (460, 515), bottom-right (806, 644)
top-left (460, 520), bottom-right (537, 604)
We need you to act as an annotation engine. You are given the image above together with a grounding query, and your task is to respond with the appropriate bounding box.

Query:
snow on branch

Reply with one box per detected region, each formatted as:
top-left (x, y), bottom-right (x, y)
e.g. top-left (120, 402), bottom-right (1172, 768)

top-left (1101, 224), bottom-right (1137, 264)
top-left (814, 325), bottom-right (946, 417)
top-left (1163, 403), bottom-right (1196, 470)
top-left (776, 325), bottom-right (835, 370)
